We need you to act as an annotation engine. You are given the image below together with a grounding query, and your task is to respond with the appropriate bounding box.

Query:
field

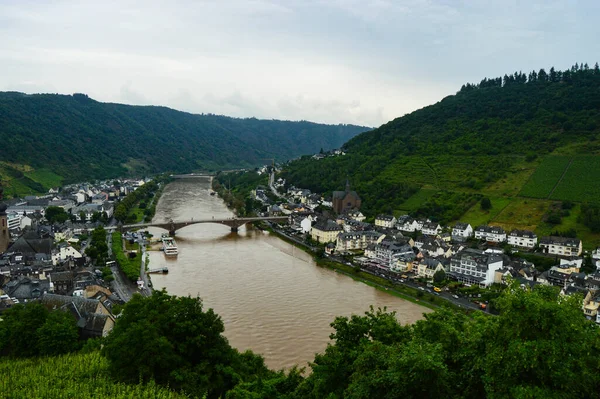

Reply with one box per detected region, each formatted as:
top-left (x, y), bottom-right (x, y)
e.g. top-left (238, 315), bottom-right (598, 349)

top-left (0, 352), bottom-right (185, 398)
top-left (519, 156), bottom-right (571, 199)
top-left (490, 198), bottom-right (551, 231)
top-left (396, 188), bottom-right (437, 213)
top-left (549, 156), bottom-right (600, 202)
top-left (24, 168), bottom-right (64, 189)
top-left (460, 196), bottom-right (512, 227)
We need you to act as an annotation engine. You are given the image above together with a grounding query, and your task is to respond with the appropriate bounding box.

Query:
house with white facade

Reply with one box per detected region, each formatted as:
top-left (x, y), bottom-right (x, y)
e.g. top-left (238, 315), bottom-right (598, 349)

top-left (448, 248), bottom-right (504, 287)
top-left (370, 240), bottom-right (415, 269)
top-left (539, 236), bottom-right (582, 257)
top-left (375, 214), bottom-right (397, 229)
top-left (396, 215), bottom-right (419, 232)
top-left (507, 230), bottom-right (538, 248)
top-left (474, 225), bottom-right (507, 243)
top-left (451, 222), bottom-right (473, 242)
top-left (52, 245), bottom-right (83, 265)
top-left (421, 222), bottom-right (442, 236)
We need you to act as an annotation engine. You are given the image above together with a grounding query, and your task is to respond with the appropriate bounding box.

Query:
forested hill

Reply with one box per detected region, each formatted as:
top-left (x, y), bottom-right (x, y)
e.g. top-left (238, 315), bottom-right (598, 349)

top-left (0, 92), bottom-right (367, 182)
top-left (282, 63), bottom-right (600, 245)
top-left (344, 63), bottom-right (600, 158)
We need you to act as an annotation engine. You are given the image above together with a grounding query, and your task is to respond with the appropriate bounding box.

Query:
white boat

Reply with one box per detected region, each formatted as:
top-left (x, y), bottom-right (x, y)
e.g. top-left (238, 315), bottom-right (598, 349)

top-left (161, 236), bottom-right (179, 257)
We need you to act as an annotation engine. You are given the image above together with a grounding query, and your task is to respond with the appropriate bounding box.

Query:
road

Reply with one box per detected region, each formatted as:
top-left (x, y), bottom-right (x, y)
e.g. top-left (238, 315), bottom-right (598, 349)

top-left (269, 225), bottom-right (483, 312)
top-left (268, 172), bottom-right (292, 204)
top-left (138, 239), bottom-right (152, 297)
top-left (106, 231), bottom-right (138, 303)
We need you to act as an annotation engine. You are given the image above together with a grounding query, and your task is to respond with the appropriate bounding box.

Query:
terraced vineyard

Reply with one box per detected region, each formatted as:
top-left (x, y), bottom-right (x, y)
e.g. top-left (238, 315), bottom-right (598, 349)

top-left (549, 156), bottom-right (600, 202)
top-left (519, 156), bottom-right (572, 199)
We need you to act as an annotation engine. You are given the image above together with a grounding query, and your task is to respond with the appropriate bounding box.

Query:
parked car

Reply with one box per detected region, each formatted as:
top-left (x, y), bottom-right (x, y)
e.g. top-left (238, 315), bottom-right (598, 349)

top-left (452, 294), bottom-right (460, 299)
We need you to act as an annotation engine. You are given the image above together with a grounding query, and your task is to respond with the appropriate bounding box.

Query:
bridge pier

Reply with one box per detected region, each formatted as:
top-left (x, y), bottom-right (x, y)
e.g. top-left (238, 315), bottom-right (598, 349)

top-left (169, 230), bottom-right (176, 237)
top-left (230, 226), bottom-right (239, 233)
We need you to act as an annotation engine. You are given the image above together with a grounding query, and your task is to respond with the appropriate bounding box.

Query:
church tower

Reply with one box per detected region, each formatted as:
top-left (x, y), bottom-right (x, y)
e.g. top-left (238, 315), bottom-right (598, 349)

top-left (0, 185), bottom-right (9, 253)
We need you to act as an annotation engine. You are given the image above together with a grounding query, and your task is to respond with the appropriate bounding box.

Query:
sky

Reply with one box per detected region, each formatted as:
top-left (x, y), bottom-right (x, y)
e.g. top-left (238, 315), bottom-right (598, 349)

top-left (0, 0), bottom-right (598, 127)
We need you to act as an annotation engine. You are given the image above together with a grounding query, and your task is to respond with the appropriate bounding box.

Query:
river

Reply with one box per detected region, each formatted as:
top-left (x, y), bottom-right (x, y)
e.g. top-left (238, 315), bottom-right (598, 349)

top-left (147, 178), bottom-right (430, 370)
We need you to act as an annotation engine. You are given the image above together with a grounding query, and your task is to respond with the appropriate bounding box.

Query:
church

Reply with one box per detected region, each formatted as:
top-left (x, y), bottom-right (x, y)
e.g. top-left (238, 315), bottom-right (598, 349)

top-left (332, 180), bottom-right (361, 214)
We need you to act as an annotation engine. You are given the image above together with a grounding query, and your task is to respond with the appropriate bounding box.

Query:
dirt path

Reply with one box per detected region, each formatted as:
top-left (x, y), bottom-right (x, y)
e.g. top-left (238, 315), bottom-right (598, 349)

top-left (547, 157), bottom-right (573, 199)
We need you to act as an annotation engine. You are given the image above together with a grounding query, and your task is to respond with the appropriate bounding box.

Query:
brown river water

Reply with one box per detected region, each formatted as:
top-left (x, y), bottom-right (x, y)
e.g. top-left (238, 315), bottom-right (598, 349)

top-left (147, 178), bottom-right (430, 370)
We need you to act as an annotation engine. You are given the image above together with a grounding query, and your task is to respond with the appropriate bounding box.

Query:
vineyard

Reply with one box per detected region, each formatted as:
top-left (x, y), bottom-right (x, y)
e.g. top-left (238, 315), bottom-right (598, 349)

top-left (549, 156), bottom-right (600, 202)
top-left (519, 156), bottom-right (571, 199)
top-left (0, 352), bottom-right (185, 398)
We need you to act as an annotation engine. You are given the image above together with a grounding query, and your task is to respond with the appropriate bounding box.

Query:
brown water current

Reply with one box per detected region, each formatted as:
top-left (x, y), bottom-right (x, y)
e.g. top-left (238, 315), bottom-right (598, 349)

top-left (147, 178), bottom-right (431, 370)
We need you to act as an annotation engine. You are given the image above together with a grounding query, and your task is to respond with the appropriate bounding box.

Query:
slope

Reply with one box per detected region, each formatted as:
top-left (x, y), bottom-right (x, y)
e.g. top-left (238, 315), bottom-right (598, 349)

top-left (282, 63), bottom-right (600, 246)
top-left (0, 91), bottom-right (368, 189)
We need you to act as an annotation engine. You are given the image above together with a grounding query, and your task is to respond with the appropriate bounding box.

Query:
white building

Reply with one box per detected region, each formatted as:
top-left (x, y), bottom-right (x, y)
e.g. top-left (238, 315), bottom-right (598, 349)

top-left (474, 225), bottom-right (507, 243)
top-left (421, 222), bottom-right (442, 236)
top-left (449, 248), bottom-right (503, 287)
top-left (451, 222), bottom-right (473, 242)
top-left (52, 245), bottom-right (83, 265)
top-left (507, 230), bottom-right (538, 248)
top-left (539, 236), bottom-right (582, 257)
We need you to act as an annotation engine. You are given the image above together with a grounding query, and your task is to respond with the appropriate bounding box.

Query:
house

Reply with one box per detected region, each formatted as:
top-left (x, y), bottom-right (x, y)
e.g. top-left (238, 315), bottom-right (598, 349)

top-left (375, 215), bottom-right (397, 229)
top-left (539, 236), bottom-right (582, 257)
top-left (421, 222), bottom-right (442, 236)
top-left (507, 230), bottom-right (538, 248)
top-left (345, 209), bottom-right (366, 222)
top-left (336, 231), bottom-right (385, 253)
top-left (541, 264), bottom-right (580, 287)
top-left (417, 258), bottom-right (445, 279)
top-left (452, 222), bottom-right (473, 241)
top-left (419, 237), bottom-right (453, 258)
top-left (371, 240), bottom-right (415, 269)
top-left (40, 293), bottom-right (115, 338)
top-left (311, 220), bottom-right (343, 243)
top-left (583, 291), bottom-right (600, 322)
top-left (332, 181), bottom-right (361, 214)
top-left (396, 215), bottom-right (420, 232)
top-left (448, 248), bottom-right (503, 287)
top-left (474, 225), bottom-right (507, 243)
top-left (391, 257), bottom-right (414, 273)
top-left (51, 244), bottom-right (83, 265)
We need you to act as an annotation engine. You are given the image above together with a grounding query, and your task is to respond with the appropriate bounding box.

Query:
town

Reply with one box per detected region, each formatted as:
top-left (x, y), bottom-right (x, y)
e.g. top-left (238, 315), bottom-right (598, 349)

top-left (253, 163), bottom-right (600, 321)
top-left (0, 177), bottom-right (155, 340)
top-left (2, 165), bottom-right (600, 347)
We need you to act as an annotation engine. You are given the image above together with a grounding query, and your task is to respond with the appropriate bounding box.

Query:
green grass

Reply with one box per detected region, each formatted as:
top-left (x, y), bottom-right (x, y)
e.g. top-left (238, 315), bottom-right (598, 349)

top-left (461, 197), bottom-right (512, 226)
top-left (0, 352), bottom-right (186, 398)
top-left (491, 198), bottom-right (551, 231)
top-left (519, 156), bottom-right (571, 198)
top-left (24, 168), bottom-right (64, 189)
top-left (396, 188), bottom-right (438, 213)
top-left (549, 156), bottom-right (600, 202)
top-left (111, 232), bottom-right (141, 281)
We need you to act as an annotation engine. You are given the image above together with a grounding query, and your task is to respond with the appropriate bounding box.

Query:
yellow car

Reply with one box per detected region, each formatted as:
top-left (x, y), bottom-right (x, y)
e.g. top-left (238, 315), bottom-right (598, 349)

top-left (433, 287), bottom-right (442, 293)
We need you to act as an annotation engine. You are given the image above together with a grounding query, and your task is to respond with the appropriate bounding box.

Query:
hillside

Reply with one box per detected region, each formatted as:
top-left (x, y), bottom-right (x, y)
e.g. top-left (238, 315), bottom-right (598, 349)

top-left (282, 63), bottom-right (600, 247)
top-left (0, 352), bottom-right (186, 398)
top-left (0, 92), bottom-right (367, 196)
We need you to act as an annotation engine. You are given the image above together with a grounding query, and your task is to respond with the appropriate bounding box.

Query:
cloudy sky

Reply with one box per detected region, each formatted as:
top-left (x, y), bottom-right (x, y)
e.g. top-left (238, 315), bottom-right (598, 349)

top-left (0, 1), bottom-right (597, 127)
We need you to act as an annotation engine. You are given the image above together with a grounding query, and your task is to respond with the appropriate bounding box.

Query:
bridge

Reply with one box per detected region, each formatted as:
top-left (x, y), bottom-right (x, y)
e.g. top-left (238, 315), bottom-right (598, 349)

top-left (107, 216), bottom-right (289, 235)
top-left (170, 173), bottom-right (216, 179)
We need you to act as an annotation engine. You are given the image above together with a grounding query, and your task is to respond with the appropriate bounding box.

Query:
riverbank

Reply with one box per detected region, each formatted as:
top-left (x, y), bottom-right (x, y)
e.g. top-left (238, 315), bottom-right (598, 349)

top-left (264, 225), bottom-right (447, 311)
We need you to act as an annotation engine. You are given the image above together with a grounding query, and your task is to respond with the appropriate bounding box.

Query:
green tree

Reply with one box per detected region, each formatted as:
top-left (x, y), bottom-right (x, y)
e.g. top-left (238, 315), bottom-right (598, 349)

top-left (45, 205), bottom-right (70, 223)
top-left (37, 310), bottom-right (80, 356)
top-left (433, 269), bottom-right (446, 284)
top-left (480, 197), bottom-right (492, 211)
top-left (0, 303), bottom-right (48, 357)
top-left (102, 290), bottom-right (273, 398)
